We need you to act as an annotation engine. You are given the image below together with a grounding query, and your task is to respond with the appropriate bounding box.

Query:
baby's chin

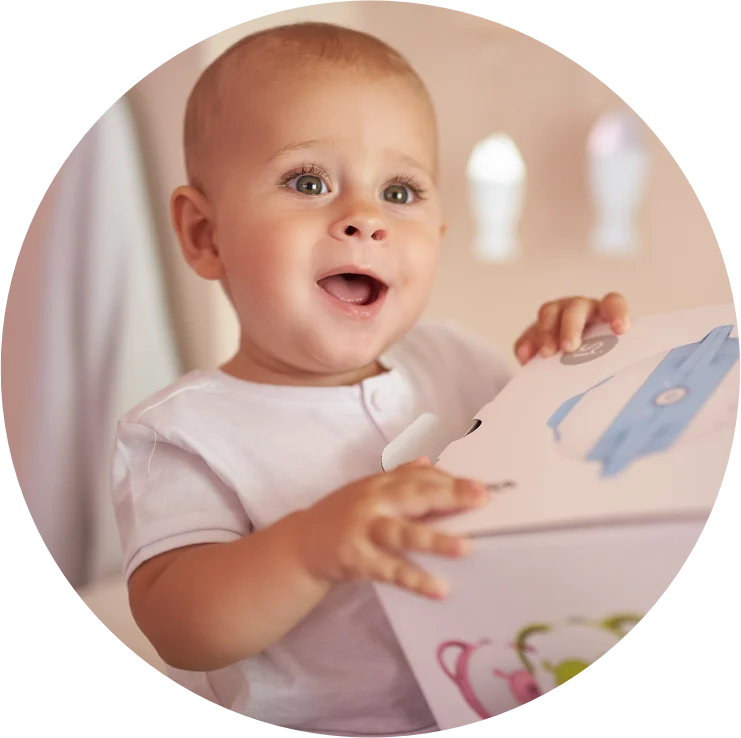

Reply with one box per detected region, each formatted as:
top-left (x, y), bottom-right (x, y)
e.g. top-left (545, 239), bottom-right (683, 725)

top-left (307, 342), bottom-right (390, 377)
top-left (265, 296), bottom-right (424, 381)
top-left (297, 327), bottom-right (400, 380)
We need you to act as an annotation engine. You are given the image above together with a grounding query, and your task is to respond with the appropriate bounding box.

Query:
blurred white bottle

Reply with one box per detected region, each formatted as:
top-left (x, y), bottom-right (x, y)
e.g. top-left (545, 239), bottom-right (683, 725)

top-left (467, 133), bottom-right (526, 262)
top-left (587, 110), bottom-right (649, 256)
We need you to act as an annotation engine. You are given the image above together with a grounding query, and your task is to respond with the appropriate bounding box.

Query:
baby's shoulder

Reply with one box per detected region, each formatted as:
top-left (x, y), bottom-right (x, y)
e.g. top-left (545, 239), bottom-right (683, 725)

top-left (119, 370), bottom-right (225, 428)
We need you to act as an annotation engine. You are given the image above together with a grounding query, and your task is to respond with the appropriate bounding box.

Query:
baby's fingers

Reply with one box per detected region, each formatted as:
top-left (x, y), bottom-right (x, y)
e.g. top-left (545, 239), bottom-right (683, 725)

top-left (559, 298), bottom-right (598, 353)
top-left (396, 456), bottom-right (432, 469)
top-left (598, 292), bottom-right (630, 334)
top-left (371, 549), bottom-right (449, 599)
top-left (390, 474), bottom-right (489, 519)
top-left (536, 301), bottom-right (563, 358)
top-left (370, 517), bottom-right (470, 558)
top-left (514, 324), bottom-right (539, 364)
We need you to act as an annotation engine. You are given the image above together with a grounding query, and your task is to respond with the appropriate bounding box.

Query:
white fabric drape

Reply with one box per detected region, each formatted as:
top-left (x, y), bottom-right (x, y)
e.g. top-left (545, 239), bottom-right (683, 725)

top-left (18, 97), bottom-right (181, 588)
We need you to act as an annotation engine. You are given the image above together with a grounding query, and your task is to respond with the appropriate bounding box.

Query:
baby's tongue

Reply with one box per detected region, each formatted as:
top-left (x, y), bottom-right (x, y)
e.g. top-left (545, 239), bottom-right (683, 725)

top-left (318, 274), bottom-right (373, 305)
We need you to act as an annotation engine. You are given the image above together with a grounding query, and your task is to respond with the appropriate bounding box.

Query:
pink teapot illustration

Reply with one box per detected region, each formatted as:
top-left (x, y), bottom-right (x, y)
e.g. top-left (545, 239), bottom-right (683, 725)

top-left (437, 614), bottom-right (641, 720)
top-left (436, 639), bottom-right (540, 718)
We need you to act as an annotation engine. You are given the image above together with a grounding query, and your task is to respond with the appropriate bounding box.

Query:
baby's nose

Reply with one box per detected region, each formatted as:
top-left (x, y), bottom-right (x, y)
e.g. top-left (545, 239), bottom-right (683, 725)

top-left (330, 210), bottom-right (388, 243)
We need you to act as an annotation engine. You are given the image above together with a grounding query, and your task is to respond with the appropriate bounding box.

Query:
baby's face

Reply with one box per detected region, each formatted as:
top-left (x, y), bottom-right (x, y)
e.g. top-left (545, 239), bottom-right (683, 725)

top-left (211, 67), bottom-right (442, 378)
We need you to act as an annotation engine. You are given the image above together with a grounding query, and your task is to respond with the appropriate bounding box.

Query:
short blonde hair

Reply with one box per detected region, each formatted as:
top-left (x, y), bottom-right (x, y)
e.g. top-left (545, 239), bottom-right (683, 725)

top-left (184, 22), bottom-right (436, 190)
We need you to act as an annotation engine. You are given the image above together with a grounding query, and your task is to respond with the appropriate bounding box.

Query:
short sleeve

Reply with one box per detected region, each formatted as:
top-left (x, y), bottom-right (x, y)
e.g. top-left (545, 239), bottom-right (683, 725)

top-left (112, 421), bottom-right (252, 580)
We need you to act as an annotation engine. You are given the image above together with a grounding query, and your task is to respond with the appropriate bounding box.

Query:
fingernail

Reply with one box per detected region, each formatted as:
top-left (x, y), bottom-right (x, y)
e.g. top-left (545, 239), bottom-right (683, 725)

top-left (517, 343), bottom-right (531, 363)
top-left (540, 345), bottom-right (555, 358)
top-left (451, 538), bottom-right (468, 556)
top-left (562, 339), bottom-right (574, 353)
top-left (432, 580), bottom-right (449, 599)
top-left (468, 480), bottom-right (489, 498)
top-left (612, 319), bottom-right (623, 333)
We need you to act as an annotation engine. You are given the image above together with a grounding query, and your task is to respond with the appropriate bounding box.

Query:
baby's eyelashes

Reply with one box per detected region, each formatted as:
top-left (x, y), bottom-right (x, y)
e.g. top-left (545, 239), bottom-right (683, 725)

top-left (383, 183), bottom-right (416, 204)
top-left (278, 166), bottom-right (428, 206)
top-left (279, 164), bottom-right (333, 195)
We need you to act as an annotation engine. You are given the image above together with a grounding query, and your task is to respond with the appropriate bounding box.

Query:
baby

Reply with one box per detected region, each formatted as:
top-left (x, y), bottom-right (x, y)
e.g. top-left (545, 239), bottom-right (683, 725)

top-left (113, 22), bottom-right (630, 736)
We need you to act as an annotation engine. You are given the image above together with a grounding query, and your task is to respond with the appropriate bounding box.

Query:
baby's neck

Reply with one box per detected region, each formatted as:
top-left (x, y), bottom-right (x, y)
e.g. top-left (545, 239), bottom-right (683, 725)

top-left (219, 344), bottom-right (387, 388)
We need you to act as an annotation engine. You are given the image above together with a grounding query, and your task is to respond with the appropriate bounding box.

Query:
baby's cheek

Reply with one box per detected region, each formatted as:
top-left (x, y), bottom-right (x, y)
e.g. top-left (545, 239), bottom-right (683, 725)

top-left (225, 255), bottom-right (291, 323)
top-left (224, 225), bottom-right (302, 287)
top-left (402, 238), bottom-right (439, 287)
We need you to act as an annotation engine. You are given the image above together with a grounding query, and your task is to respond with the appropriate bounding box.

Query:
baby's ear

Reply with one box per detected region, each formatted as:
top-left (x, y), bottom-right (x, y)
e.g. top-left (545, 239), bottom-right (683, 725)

top-left (170, 185), bottom-right (225, 281)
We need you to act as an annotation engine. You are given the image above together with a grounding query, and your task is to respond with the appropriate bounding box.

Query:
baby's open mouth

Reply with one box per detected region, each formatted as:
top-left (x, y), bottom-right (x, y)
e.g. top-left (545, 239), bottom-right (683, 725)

top-left (317, 273), bottom-right (387, 306)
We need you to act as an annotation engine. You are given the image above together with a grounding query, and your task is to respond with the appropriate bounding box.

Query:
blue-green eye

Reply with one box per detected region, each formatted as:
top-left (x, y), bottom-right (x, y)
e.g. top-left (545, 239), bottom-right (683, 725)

top-left (294, 174), bottom-right (327, 195)
top-left (383, 184), bottom-right (414, 204)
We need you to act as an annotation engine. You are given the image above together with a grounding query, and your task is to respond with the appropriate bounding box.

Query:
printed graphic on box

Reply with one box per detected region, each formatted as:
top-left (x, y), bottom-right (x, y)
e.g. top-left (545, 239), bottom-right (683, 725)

top-left (437, 614), bottom-right (641, 719)
top-left (436, 638), bottom-right (539, 718)
top-left (547, 326), bottom-right (739, 477)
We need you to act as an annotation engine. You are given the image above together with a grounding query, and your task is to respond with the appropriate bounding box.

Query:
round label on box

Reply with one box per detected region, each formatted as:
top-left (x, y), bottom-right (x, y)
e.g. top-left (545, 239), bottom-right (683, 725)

top-left (561, 335), bottom-right (618, 365)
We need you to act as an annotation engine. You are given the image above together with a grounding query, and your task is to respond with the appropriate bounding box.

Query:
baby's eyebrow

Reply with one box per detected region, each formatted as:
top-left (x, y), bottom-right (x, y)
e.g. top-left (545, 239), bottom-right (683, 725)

top-left (267, 139), bottom-right (435, 180)
top-left (268, 138), bottom-right (336, 162)
top-left (390, 151), bottom-right (435, 179)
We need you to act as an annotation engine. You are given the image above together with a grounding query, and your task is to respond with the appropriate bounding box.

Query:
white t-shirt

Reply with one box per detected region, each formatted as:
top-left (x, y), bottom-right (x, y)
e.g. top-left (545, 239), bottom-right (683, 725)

top-left (112, 322), bottom-right (512, 736)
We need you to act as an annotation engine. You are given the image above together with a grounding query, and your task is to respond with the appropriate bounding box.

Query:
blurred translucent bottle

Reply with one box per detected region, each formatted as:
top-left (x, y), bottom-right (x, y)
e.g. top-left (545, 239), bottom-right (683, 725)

top-left (587, 110), bottom-right (649, 256)
top-left (467, 133), bottom-right (526, 262)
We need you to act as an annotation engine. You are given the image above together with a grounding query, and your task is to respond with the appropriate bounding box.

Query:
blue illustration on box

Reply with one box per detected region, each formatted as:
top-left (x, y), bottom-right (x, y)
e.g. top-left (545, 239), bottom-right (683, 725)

top-left (547, 325), bottom-right (740, 477)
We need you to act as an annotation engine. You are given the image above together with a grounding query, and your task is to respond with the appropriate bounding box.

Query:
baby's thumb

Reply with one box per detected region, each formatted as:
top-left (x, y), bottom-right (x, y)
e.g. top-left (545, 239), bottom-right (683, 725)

top-left (398, 456), bottom-right (432, 469)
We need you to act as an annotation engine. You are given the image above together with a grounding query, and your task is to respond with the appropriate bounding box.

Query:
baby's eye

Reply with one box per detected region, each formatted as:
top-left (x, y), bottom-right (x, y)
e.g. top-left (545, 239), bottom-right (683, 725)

top-left (383, 184), bottom-right (416, 204)
top-left (293, 174), bottom-right (328, 196)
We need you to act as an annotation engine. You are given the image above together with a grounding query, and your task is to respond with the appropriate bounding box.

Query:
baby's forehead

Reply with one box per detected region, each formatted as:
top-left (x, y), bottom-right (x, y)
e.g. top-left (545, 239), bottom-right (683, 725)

top-left (213, 27), bottom-right (415, 87)
top-left (185, 27), bottom-right (437, 188)
top-left (215, 52), bottom-right (431, 123)
top-left (224, 63), bottom-right (424, 118)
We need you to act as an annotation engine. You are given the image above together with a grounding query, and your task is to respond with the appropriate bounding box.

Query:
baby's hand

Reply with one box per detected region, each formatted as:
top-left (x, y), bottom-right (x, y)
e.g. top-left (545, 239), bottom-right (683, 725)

top-left (296, 459), bottom-right (487, 599)
top-left (514, 292), bottom-right (630, 365)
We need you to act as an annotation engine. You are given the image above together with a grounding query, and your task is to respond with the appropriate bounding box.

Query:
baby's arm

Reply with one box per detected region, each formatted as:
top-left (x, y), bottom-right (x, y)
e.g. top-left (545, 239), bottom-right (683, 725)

top-left (128, 511), bottom-right (330, 672)
top-left (118, 322), bottom-right (507, 674)
top-left (121, 425), bottom-right (328, 672)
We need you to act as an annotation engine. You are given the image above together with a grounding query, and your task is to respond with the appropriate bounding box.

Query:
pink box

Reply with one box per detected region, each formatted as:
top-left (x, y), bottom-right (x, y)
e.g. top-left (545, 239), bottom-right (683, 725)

top-left (376, 304), bottom-right (737, 729)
